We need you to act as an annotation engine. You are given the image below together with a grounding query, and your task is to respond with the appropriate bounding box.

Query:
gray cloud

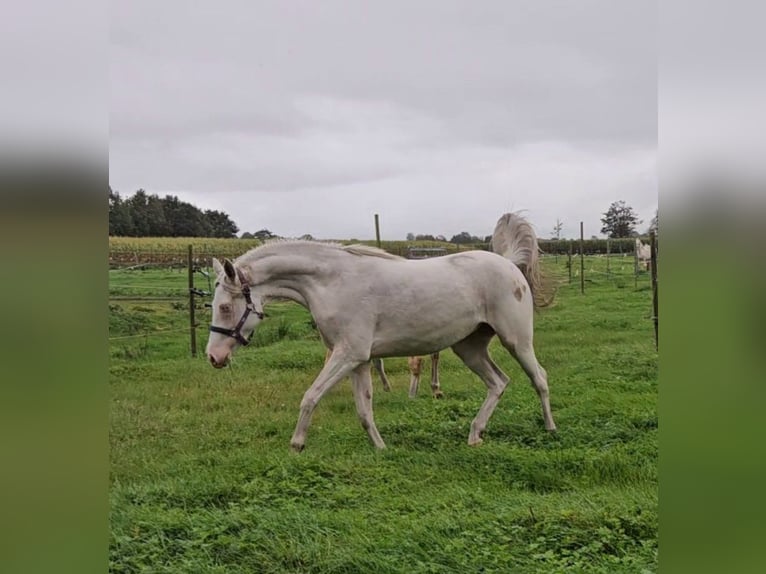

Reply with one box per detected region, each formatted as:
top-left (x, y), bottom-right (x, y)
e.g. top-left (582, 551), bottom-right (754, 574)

top-left (110, 0), bottom-right (656, 239)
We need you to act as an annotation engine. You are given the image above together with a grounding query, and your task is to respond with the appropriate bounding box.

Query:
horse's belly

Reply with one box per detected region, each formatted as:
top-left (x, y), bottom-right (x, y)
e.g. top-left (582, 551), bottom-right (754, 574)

top-left (369, 318), bottom-right (480, 358)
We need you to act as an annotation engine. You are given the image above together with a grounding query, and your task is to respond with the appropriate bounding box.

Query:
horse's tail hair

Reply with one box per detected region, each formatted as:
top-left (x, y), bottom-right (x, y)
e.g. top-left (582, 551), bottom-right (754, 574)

top-left (490, 212), bottom-right (554, 308)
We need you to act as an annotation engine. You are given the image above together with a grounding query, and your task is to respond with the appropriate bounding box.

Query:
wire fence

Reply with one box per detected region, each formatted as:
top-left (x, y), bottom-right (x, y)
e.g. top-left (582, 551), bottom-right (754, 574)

top-left (109, 237), bottom-right (658, 357)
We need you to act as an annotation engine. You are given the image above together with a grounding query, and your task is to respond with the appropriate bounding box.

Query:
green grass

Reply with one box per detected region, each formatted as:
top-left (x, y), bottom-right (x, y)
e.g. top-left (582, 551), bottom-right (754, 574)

top-left (110, 257), bottom-right (657, 573)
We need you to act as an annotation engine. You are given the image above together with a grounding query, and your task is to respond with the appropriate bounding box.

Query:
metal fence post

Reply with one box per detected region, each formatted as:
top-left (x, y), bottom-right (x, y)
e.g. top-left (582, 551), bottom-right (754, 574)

top-left (188, 245), bottom-right (197, 357)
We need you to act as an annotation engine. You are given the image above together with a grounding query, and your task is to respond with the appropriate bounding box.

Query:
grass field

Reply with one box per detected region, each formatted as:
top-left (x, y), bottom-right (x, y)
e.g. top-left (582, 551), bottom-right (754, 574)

top-left (109, 255), bottom-right (658, 573)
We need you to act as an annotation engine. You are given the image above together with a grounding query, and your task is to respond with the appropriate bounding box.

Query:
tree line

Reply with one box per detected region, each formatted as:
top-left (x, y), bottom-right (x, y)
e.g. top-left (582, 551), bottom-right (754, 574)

top-left (550, 201), bottom-right (657, 240)
top-left (406, 231), bottom-right (491, 244)
top-left (109, 188), bottom-right (239, 237)
top-left (406, 202), bottom-right (657, 244)
top-left (598, 200), bottom-right (657, 239)
top-left (109, 190), bottom-right (656, 242)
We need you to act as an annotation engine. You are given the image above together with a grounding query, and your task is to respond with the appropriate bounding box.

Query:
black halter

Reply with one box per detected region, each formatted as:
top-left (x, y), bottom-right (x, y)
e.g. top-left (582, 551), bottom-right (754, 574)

top-left (209, 268), bottom-right (264, 346)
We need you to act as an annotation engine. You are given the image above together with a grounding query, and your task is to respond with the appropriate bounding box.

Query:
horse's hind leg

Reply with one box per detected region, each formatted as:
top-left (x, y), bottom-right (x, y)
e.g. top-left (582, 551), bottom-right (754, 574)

top-left (351, 363), bottom-right (386, 449)
top-left (408, 356), bottom-right (423, 398)
top-left (505, 343), bottom-right (556, 432)
top-left (451, 328), bottom-right (508, 445)
top-left (372, 358), bottom-right (392, 392)
top-left (429, 352), bottom-right (443, 399)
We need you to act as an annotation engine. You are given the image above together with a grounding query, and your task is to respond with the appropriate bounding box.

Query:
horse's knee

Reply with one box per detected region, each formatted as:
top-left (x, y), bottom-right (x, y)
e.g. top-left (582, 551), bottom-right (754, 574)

top-left (408, 356), bottom-right (423, 375)
top-left (358, 415), bottom-right (371, 431)
top-left (300, 394), bottom-right (318, 412)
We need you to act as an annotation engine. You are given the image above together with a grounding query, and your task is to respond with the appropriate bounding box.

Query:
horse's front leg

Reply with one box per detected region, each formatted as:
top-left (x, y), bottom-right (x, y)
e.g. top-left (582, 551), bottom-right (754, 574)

top-left (290, 350), bottom-right (362, 452)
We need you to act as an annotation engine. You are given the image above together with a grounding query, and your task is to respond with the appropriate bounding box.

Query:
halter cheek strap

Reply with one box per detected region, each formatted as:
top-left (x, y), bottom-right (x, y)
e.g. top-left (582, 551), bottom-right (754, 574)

top-left (209, 268), bottom-right (264, 346)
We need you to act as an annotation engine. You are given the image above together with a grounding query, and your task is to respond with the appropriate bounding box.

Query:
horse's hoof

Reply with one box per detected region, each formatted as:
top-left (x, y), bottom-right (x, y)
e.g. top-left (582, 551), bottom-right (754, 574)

top-left (289, 442), bottom-right (305, 453)
top-left (432, 390), bottom-right (444, 399)
top-left (468, 437), bottom-right (484, 447)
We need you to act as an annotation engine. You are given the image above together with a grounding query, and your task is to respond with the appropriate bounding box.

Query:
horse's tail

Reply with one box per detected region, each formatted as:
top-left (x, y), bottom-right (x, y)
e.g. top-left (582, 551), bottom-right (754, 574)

top-left (490, 212), bottom-right (554, 308)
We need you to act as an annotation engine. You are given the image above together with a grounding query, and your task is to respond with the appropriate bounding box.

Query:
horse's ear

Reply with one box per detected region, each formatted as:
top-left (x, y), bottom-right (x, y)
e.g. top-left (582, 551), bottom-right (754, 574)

top-left (212, 258), bottom-right (224, 276)
top-left (223, 258), bottom-right (236, 281)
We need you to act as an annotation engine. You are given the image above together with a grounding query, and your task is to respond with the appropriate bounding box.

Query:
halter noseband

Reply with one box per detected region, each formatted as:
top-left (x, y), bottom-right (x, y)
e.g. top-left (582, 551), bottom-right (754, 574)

top-left (209, 268), bottom-right (264, 346)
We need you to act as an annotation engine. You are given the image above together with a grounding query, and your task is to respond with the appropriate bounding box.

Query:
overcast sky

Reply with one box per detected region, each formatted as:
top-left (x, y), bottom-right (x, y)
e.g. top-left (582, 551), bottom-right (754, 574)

top-left (110, 1), bottom-right (656, 240)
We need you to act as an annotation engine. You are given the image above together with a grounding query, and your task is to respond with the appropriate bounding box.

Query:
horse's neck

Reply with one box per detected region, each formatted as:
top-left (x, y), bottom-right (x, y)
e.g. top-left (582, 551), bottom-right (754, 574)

top-left (262, 285), bottom-right (310, 307)
top-left (241, 247), bottom-right (336, 309)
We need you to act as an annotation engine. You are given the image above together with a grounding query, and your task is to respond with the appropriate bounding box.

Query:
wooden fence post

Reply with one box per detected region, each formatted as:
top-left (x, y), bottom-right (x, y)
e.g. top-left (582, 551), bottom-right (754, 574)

top-left (568, 241), bottom-right (573, 283)
top-left (374, 213), bottom-right (381, 249)
top-left (188, 244), bottom-right (197, 357)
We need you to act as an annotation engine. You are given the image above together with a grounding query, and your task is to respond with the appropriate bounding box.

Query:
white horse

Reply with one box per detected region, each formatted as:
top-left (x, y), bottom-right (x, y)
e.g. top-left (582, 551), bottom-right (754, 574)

top-left (402, 212), bottom-right (550, 399)
top-left (635, 238), bottom-right (651, 270)
top-left (206, 213), bottom-right (555, 451)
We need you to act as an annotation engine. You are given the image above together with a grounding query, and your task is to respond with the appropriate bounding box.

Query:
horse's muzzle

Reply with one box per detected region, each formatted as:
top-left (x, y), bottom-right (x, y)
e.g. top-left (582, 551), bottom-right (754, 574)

top-left (208, 352), bottom-right (230, 369)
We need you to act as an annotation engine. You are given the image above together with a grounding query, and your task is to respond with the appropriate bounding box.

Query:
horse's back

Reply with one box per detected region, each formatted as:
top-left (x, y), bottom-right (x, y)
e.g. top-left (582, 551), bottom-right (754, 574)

top-left (363, 250), bottom-right (532, 354)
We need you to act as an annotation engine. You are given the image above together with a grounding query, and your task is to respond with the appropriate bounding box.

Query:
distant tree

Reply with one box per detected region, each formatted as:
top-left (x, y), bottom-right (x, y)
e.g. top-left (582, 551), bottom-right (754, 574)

top-left (449, 231), bottom-right (481, 244)
top-left (435, 235), bottom-right (447, 242)
top-left (108, 188), bottom-right (240, 237)
top-left (126, 189), bottom-right (152, 236)
top-left (160, 195), bottom-right (183, 235)
top-left (552, 218), bottom-right (563, 239)
top-left (415, 234), bottom-right (436, 241)
top-left (204, 209), bottom-right (238, 238)
top-left (108, 187), bottom-right (134, 236)
top-left (161, 194), bottom-right (209, 236)
top-left (176, 202), bottom-right (210, 236)
top-left (299, 233), bottom-right (314, 240)
top-left (600, 200), bottom-right (641, 238)
top-left (146, 194), bottom-right (171, 236)
top-left (483, 235), bottom-right (492, 243)
top-left (254, 229), bottom-right (277, 240)
top-left (406, 232), bottom-right (415, 241)
top-left (240, 231), bottom-right (254, 239)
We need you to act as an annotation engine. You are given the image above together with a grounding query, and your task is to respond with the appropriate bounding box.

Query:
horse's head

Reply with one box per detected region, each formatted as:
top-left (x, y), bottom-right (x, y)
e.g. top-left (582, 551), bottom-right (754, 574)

top-left (205, 257), bottom-right (265, 368)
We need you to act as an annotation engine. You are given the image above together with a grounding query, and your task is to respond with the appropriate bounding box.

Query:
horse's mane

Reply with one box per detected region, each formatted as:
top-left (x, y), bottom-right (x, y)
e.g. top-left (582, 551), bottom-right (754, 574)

top-left (342, 244), bottom-right (403, 260)
top-left (239, 238), bottom-right (403, 261)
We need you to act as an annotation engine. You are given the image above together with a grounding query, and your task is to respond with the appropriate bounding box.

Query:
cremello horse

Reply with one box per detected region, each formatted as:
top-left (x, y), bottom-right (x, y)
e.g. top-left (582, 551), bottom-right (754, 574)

top-left (399, 213), bottom-right (550, 399)
top-left (206, 212), bottom-right (555, 451)
top-left (635, 238), bottom-right (651, 270)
